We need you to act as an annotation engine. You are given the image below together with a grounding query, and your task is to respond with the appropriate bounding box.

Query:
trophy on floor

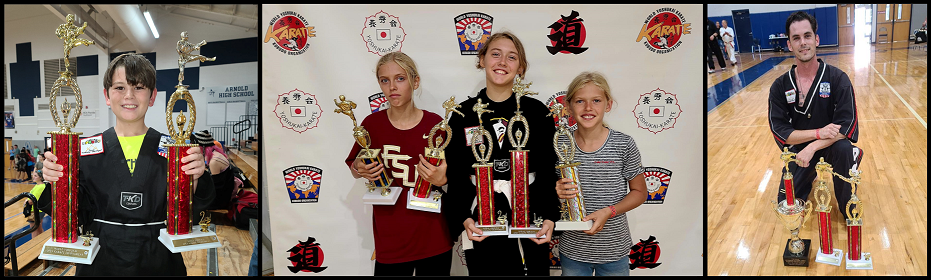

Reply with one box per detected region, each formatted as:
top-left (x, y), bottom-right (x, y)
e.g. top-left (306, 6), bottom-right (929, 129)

top-left (827, 161), bottom-right (872, 270)
top-left (507, 75), bottom-right (544, 238)
top-left (159, 31), bottom-right (221, 253)
top-left (470, 98), bottom-right (508, 236)
top-left (813, 159), bottom-right (843, 266)
top-left (772, 147), bottom-right (813, 266)
top-left (409, 97), bottom-right (463, 213)
top-left (550, 103), bottom-right (593, 231)
top-left (39, 14), bottom-right (100, 264)
top-left (334, 95), bottom-right (400, 205)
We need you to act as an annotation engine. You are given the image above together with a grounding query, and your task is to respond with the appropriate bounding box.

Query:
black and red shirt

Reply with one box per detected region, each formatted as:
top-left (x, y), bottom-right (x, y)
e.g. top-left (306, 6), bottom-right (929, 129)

top-left (768, 58), bottom-right (859, 151)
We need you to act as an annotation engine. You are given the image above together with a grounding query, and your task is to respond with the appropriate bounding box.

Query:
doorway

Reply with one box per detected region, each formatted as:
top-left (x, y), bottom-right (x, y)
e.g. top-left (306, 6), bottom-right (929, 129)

top-left (856, 4), bottom-right (872, 45)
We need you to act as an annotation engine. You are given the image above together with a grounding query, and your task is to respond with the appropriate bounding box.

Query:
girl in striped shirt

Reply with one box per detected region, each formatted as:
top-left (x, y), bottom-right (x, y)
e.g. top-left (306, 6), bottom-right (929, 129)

top-left (555, 72), bottom-right (648, 276)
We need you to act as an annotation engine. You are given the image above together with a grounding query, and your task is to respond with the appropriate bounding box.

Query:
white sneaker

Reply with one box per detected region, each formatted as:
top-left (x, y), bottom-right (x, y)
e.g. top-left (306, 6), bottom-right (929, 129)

top-left (708, 69), bottom-right (714, 73)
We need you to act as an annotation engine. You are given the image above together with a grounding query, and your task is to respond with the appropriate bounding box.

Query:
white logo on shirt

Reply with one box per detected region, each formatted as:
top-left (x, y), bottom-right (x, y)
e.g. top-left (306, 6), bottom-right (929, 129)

top-left (383, 145), bottom-right (419, 187)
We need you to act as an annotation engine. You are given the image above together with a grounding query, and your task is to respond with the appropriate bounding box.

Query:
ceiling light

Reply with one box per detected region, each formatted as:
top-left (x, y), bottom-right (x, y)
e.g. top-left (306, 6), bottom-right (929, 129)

top-left (143, 10), bottom-right (159, 39)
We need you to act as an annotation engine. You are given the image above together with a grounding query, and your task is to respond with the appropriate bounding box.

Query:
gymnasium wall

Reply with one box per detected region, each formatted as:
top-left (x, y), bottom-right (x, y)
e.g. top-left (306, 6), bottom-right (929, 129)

top-left (708, 4), bottom-right (838, 51)
top-left (4, 5), bottom-right (257, 146)
top-left (262, 4), bottom-right (703, 276)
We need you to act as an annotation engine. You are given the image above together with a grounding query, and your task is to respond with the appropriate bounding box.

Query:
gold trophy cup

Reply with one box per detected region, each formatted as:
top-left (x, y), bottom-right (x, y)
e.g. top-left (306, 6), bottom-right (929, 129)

top-left (772, 148), bottom-right (813, 266)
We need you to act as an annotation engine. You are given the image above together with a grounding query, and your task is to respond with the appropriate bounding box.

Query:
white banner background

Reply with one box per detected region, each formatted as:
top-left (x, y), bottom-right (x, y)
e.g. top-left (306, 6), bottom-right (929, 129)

top-left (262, 4), bottom-right (703, 276)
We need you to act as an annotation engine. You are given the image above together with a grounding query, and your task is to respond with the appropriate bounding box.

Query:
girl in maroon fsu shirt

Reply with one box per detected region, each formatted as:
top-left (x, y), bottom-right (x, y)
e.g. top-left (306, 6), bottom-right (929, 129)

top-left (343, 52), bottom-right (453, 276)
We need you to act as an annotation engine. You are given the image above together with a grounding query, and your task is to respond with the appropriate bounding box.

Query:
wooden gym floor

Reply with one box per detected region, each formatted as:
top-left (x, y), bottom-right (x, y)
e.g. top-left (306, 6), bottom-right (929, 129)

top-left (707, 41), bottom-right (927, 275)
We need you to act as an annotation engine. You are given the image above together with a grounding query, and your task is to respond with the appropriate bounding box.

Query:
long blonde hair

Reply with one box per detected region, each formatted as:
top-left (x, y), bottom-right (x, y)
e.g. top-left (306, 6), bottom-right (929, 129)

top-left (565, 71), bottom-right (613, 128)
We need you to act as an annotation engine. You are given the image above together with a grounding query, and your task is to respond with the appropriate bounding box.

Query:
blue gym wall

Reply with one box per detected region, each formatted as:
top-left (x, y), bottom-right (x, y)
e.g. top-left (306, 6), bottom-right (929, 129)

top-left (709, 6), bottom-right (838, 52)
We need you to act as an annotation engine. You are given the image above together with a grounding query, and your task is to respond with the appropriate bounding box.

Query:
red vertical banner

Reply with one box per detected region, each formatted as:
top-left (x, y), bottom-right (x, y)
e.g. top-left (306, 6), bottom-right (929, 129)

top-left (475, 165), bottom-right (495, 225)
top-left (52, 133), bottom-right (79, 243)
top-left (510, 151), bottom-right (529, 228)
top-left (167, 145), bottom-right (194, 235)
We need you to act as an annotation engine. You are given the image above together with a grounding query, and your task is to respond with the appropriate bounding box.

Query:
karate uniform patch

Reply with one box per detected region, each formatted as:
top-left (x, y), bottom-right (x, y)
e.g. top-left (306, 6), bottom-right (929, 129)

top-left (785, 89), bottom-right (797, 104)
top-left (80, 135), bottom-right (104, 156)
top-left (819, 82), bottom-right (831, 98)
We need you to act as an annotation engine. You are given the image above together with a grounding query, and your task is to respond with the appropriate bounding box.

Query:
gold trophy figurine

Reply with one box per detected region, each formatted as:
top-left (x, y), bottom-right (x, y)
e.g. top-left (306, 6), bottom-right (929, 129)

top-left (39, 13), bottom-right (100, 265)
top-left (551, 102), bottom-right (593, 231)
top-left (158, 31), bottom-right (221, 253)
top-left (334, 95), bottom-right (400, 205)
top-left (772, 147), bottom-right (813, 266)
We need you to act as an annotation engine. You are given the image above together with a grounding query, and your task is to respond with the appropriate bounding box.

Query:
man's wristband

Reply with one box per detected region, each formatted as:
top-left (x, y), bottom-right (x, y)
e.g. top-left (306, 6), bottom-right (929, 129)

top-left (815, 128), bottom-right (821, 140)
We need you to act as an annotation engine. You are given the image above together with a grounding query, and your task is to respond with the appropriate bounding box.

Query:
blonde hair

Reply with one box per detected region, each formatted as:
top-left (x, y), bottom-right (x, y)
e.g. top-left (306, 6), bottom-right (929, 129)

top-left (565, 71), bottom-right (613, 128)
top-left (475, 31), bottom-right (529, 77)
top-left (375, 51), bottom-right (420, 95)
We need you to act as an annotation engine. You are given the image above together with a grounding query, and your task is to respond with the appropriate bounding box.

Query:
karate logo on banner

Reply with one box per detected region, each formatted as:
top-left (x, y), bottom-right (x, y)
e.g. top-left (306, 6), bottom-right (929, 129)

top-left (369, 92), bottom-right (389, 113)
top-left (361, 10), bottom-right (406, 56)
top-left (454, 12), bottom-right (493, 55)
top-left (264, 11), bottom-right (314, 56)
top-left (643, 167), bottom-right (672, 204)
top-left (633, 88), bottom-right (682, 134)
top-left (274, 89), bottom-right (322, 134)
top-left (637, 7), bottom-right (691, 54)
top-left (284, 165), bottom-right (323, 203)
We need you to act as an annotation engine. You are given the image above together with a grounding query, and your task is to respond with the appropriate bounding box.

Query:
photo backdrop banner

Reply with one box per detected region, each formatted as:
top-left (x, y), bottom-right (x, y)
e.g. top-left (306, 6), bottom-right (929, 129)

top-left (261, 4), bottom-right (703, 276)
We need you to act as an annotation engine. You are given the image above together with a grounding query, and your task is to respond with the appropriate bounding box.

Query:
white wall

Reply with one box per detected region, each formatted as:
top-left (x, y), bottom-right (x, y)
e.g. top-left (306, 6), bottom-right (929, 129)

top-left (709, 4), bottom-right (838, 18)
top-left (5, 5), bottom-right (257, 143)
top-left (263, 4), bottom-right (703, 276)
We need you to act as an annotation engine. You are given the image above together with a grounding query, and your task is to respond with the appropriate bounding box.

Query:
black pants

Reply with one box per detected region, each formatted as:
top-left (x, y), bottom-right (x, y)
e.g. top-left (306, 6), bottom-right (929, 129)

top-left (463, 235), bottom-right (551, 276)
top-left (707, 40), bottom-right (726, 69)
top-left (778, 140), bottom-right (863, 220)
top-left (374, 249), bottom-right (452, 276)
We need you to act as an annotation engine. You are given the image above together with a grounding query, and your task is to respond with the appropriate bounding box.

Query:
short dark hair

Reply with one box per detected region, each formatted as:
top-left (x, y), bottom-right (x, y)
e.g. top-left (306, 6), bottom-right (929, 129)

top-left (104, 53), bottom-right (156, 97)
top-left (786, 11), bottom-right (817, 37)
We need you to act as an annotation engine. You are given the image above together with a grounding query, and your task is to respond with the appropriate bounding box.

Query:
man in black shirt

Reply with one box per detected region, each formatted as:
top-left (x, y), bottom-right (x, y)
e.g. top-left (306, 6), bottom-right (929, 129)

top-left (768, 11), bottom-right (861, 220)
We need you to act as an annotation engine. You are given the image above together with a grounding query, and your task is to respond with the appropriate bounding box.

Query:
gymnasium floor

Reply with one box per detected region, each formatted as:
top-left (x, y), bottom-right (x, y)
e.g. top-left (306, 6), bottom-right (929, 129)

top-left (706, 41), bottom-right (927, 275)
top-left (3, 162), bottom-right (254, 276)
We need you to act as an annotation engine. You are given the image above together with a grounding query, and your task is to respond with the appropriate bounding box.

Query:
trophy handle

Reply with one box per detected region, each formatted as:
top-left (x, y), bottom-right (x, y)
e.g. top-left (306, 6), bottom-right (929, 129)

top-left (801, 201), bottom-right (813, 227)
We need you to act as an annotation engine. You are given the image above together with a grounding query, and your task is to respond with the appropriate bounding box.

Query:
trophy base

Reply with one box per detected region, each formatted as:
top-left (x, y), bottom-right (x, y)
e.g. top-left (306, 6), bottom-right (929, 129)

top-left (406, 191), bottom-right (441, 213)
top-left (38, 238), bottom-right (100, 265)
top-left (815, 248), bottom-right (843, 266)
top-left (158, 228), bottom-right (222, 253)
top-left (782, 239), bottom-right (811, 266)
top-left (845, 253), bottom-right (873, 270)
top-left (362, 187), bottom-right (402, 205)
top-left (508, 226), bottom-right (546, 239)
top-left (472, 224), bottom-right (510, 236)
top-left (555, 220), bottom-right (594, 231)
